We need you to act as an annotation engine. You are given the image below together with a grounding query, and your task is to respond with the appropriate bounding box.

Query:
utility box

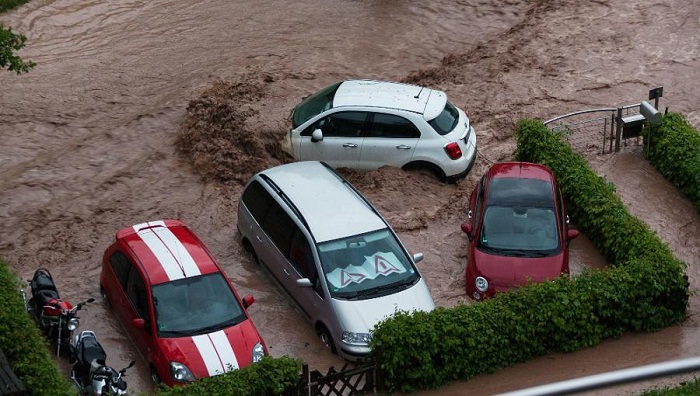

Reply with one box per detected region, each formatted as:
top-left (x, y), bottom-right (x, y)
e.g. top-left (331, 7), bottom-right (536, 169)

top-left (621, 113), bottom-right (645, 138)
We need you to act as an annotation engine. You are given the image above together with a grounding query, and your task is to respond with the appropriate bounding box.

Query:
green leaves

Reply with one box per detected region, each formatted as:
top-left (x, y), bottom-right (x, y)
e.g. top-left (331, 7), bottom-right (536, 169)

top-left (0, 24), bottom-right (36, 74)
top-left (645, 113), bottom-right (700, 213)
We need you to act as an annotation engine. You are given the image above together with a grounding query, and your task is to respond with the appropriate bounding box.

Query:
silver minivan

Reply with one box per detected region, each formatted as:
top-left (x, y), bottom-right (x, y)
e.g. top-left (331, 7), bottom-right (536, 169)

top-left (237, 161), bottom-right (435, 360)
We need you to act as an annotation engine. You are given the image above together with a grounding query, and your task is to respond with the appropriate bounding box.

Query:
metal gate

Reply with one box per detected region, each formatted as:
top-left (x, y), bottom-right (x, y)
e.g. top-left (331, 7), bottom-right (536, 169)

top-left (298, 360), bottom-right (383, 396)
top-left (543, 88), bottom-right (663, 157)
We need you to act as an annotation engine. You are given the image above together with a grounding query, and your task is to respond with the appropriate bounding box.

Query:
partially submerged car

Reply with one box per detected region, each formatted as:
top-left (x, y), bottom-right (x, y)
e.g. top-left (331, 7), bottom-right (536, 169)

top-left (100, 219), bottom-right (267, 387)
top-left (286, 79), bottom-right (477, 182)
top-left (238, 161), bottom-right (435, 360)
top-left (461, 162), bottom-right (580, 300)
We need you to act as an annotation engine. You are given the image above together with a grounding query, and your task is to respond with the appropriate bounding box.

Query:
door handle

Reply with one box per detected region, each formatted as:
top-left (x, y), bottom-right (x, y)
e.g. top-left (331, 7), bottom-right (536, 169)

top-left (396, 145), bottom-right (411, 149)
top-left (283, 268), bottom-right (291, 276)
top-left (256, 235), bottom-right (263, 243)
top-left (343, 143), bottom-right (358, 148)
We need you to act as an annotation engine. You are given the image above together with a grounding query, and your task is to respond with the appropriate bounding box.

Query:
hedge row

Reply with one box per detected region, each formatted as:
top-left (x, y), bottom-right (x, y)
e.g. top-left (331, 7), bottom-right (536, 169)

top-left (644, 112), bottom-right (700, 213)
top-left (0, 259), bottom-right (74, 396)
top-left (154, 356), bottom-right (301, 396)
top-left (370, 119), bottom-right (689, 392)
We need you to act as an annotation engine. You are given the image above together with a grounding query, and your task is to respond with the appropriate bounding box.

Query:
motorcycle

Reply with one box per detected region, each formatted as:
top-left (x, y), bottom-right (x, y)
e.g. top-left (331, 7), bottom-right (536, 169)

top-left (70, 330), bottom-right (135, 396)
top-left (22, 267), bottom-right (95, 357)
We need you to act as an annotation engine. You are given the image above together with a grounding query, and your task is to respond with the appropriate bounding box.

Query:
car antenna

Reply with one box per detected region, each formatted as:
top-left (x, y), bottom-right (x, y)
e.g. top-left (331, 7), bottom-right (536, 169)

top-left (414, 86), bottom-right (424, 99)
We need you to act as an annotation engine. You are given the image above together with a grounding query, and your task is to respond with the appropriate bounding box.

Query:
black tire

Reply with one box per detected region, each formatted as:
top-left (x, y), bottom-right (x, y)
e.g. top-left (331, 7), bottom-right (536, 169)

top-left (150, 366), bottom-right (161, 386)
top-left (317, 325), bottom-right (337, 354)
top-left (100, 285), bottom-right (110, 308)
top-left (402, 162), bottom-right (447, 182)
top-left (243, 239), bottom-right (260, 265)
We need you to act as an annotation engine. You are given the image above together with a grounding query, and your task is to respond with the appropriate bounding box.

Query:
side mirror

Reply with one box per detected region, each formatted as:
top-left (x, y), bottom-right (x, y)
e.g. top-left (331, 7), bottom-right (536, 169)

top-left (311, 129), bottom-right (324, 142)
top-left (566, 229), bottom-right (580, 240)
top-left (413, 252), bottom-right (424, 264)
top-left (296, 278), bottom-right (313, 287)
top-left (242, 295), bottom-right (255, 308)
top-left (132, 318), bottom-right (145, 330)
top-left (461, 223), bottom-right (474, 241)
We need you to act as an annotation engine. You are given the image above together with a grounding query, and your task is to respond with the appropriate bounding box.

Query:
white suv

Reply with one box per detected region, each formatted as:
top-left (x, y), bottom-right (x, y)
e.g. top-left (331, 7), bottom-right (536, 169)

top-left (286, 79), bottom-right (478, 182)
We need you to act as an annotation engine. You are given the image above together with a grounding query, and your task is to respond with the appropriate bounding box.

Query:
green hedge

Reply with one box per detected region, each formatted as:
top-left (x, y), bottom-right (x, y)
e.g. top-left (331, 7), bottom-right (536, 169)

top-left (154, 356), bottom-right (301, 396)
top-left (645, 112), bottom-right (700, 213)
top-left (0, 0), bottom-right (30, 13)
top-left (0, 259), bottom-right (74, 396)
top-left (370, 119), bottom-right (689, 392)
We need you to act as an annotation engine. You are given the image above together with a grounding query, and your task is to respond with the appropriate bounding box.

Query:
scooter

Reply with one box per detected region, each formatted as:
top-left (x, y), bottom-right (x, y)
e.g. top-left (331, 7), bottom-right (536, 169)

top-left (22, 267), bottom-right (95, 357)
top-left (70, 330), bottom-right (135, 396)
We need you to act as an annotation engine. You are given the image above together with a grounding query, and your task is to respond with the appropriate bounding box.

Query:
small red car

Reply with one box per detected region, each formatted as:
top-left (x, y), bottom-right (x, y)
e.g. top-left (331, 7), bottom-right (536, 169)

top-left (100, 219), bottom-right (267, 387)
top-left (461, 162), bottom-right (579, 300)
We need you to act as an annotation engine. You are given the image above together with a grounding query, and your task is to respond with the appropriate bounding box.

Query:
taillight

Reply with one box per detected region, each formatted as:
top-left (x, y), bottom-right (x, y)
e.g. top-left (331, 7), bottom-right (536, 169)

top-left (444, 142), bottom-right (463, 160)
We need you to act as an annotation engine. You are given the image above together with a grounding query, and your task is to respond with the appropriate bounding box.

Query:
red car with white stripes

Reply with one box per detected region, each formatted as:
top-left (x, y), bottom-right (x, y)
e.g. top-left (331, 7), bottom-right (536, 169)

top-left (100, 219), bottom-right (267, 387)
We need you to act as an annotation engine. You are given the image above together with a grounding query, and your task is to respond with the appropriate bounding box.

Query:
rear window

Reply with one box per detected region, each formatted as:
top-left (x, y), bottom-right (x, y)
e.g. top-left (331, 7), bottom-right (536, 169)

top-left (292, 81), bottom-right (342, 128)
top-left (427, 101), bottom-right (460, 135)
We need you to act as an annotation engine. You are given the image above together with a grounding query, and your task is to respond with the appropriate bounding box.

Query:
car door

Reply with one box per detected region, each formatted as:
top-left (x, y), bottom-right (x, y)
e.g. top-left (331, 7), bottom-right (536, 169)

top-left (258, 200), bottom-right (297, 290)
top-left (282, 227), bottom-right (325, 322)
top-left (467, 176), bottom-right (486, 266)
top-left (123, 265), bottom-right (154, 360)
top-left (359, 112), bottom-right (419, 170)
top-left (298, 111), bottom-right (367, 168)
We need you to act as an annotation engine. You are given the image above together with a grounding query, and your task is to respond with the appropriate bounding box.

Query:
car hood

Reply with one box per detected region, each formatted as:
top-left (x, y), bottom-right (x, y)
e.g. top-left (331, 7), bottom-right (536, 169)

top-left (157, 319), bottom-right (262, 380)
top-left (474, 249), bottom-right (566, 291)
top-left (332, 279), bottom-right (435, 334)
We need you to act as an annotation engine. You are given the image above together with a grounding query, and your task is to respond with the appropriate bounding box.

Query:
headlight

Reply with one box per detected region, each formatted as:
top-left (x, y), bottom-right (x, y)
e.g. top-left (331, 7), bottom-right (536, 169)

top-left (475, 276), bottom-right (489, 292)
top-left (169, 362), bottom-right (195, 383)
top-left (342, 332), bottom-right (371, 346)
top-left (252, 342), bottom-right (265, 363)
top-left (67, 317), bottom-right (79, 331)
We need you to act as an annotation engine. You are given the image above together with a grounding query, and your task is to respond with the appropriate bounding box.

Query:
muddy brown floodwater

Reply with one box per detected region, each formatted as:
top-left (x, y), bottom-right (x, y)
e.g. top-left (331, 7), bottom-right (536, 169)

top-left (1, 0), bottom-right (699, 395)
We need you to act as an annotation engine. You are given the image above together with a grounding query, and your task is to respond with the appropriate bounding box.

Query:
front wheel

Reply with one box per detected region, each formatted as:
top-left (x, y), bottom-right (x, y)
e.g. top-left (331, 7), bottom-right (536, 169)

top-left (150, 366), bottom-right (162, 386)
top-left (317, 325), bottom-right (337, 354)
top-left (100, 285), bottom-right (110, 308)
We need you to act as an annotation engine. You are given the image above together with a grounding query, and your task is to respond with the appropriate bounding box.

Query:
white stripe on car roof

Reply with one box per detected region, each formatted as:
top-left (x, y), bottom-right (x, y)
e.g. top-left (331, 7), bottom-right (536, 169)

top-left (192, 331), bottom-right (239, 376)
top-left (133, 222), bottom-right (201, 281)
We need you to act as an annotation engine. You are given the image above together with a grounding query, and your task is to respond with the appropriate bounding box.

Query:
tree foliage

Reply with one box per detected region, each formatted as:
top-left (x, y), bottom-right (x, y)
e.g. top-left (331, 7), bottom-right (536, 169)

top-left (0, 23), bottom-right (36, 74)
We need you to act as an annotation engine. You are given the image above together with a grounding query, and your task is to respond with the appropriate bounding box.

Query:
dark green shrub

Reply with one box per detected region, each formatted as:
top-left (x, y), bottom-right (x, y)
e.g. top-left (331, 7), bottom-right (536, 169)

top-left (645, 112), bottom-right (700, 213)
top-left (0, 259), bottom-right (74, 396)
top-left (154, 356), bottom-right (301, 396)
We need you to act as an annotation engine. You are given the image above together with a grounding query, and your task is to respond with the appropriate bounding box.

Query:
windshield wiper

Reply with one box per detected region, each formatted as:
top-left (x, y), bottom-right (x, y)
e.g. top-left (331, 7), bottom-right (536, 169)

top-left (191, 318), bottom-right (242, 335)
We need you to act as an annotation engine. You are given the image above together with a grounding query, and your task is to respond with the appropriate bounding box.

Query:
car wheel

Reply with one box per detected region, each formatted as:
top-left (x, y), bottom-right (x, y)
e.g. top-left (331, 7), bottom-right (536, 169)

top-left (317, 325), bottom-right (337, 354)
top-left (100, 285), bottom-right (110, 308)
top-left (243, 239), bottom-right (261, 265)
top-left (402, 162), bottom-right (446, 182)
top-left (150, 366), bottom-right (161, 386)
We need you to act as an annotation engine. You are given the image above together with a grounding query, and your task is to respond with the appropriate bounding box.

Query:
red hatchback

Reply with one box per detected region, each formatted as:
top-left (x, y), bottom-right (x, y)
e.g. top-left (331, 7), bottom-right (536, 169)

top-left (461, 162), bottom-right (579, 300)
top-left (100, 219), bottom-right (267, 387)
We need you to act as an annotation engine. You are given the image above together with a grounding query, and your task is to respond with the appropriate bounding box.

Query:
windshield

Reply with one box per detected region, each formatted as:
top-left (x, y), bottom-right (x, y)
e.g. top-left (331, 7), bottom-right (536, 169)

top-left (478, 205), bottom-right (561, 255)
top-left (427, 101), bottom-right (460, 135)
top-left (291, 81), bottom-right (342, 128)
top-left (152, 273), bottom-right (246, 337)
top-left (317, 229), bottom-right (419, 300)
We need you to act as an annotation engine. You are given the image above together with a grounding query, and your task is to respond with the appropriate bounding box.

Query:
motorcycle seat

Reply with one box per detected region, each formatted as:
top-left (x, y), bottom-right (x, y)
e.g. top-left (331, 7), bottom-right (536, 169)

top-left (79, 336), bottom-right (106, 367)
top-left (36, 289), bottom-right (60, 306)
top-left (30, 268), bottom-right (58, 293)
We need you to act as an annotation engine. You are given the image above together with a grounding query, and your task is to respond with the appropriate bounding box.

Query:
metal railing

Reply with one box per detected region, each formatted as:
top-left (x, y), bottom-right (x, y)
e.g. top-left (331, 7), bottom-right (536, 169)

top-left (495, 356), bottom-right (700, 396)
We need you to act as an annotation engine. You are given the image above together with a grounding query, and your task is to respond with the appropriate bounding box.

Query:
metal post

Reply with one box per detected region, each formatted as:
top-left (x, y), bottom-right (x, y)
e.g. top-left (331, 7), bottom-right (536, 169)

top-left (614, 107), bottom-right (623, 152)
